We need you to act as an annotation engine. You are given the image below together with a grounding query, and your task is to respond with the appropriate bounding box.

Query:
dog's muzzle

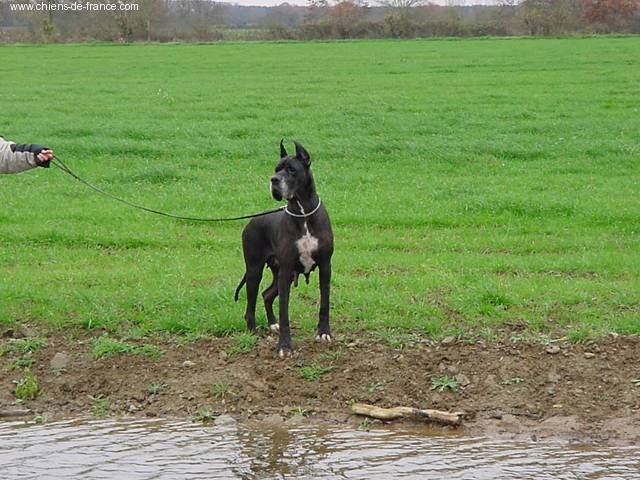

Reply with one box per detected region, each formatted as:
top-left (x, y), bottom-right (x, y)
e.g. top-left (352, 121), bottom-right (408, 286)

top-left (270, 176), bottom-right (283, 201)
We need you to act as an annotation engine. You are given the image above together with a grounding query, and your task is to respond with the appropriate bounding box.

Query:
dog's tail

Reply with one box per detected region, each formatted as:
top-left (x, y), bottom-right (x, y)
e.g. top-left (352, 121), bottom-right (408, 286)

top-left (234, 274), bottom-right (246, 302)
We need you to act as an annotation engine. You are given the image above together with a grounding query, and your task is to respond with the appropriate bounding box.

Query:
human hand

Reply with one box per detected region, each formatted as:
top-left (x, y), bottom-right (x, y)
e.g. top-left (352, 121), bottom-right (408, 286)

top-left (37, 149), bottom-right (54, 163)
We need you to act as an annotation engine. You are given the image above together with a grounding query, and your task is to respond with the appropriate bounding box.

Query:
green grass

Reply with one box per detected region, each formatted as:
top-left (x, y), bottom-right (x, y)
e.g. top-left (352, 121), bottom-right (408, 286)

top-left (210, 380), bottom-right (232, 398)
top-left (358, 417), bottom-right (371, 431)
top-left (318, 350), bottom-right (344, 363)
top-left (431, 375), bottom-right (461, 393)
top-left (1, 38), bottom-right (639, 341)
top-left (299, 364), bottom-right (332, 381)
top-left (189, 405), bottom-right (217, 423)
top-left (146, 381), bottom-right (168, 395)
top-left (1, 338), bottom-right (48, 356)
top-left (366, 380), bottom-right (385, 393)
top-left (501, 376), bottom-right (525, 386)
top-left (372, 328), bottom-right (420, 350)
top-left (8, 356), bottom-right (36, 370)
top-left (14, 369), bottom-right (39, 401)
top-left (2, 338), bottom-right (48, 370)
top-left (224, 332), bottom-right (259, 355)
top-left (34, 414), bottom-right (47, 424)
top-left (88, 394), bottom-right (109, 417)
top-left (90, 335), bottom-right (163, 358)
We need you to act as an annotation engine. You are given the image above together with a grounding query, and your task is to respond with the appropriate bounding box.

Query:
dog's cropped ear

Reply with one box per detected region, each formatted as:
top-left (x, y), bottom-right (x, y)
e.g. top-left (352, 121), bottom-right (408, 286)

top-left (294, 141), bottom-right (311, 166)
top-left (280, 139), bottom-right (288, 159)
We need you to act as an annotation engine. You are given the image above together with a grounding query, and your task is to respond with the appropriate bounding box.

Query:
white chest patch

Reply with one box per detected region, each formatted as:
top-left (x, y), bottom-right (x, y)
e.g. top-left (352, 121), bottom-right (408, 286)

top-left (296, 223), bottom-right (319, 274)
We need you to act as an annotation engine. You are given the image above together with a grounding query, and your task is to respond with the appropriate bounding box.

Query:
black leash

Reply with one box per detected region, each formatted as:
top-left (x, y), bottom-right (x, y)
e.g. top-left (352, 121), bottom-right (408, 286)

top-left (51, 156), bottom-right (284, 222)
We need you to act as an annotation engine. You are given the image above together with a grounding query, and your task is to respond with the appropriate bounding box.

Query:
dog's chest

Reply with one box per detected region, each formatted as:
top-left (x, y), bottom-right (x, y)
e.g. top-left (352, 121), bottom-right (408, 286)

top-left (296, 221), bottom-right (319, 274)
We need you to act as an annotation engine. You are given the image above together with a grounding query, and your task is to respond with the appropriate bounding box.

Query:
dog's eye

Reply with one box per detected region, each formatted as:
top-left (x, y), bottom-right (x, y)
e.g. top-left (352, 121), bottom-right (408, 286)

top-left (287, 166), bottom-right (296, 175)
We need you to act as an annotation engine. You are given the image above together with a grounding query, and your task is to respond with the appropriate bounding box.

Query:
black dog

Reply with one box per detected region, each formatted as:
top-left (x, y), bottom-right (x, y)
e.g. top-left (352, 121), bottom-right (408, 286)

top-left (235, 141), bottom-right (333, 356)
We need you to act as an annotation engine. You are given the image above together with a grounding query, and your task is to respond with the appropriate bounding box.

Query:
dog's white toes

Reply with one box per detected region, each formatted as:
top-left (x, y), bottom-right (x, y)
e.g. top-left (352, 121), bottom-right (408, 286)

top-left (278, 348), bottom-right (291, 358)
top-left (316, 334), bottom-right (332, 342)
top-left (269, 323), bottom-right (280, 333)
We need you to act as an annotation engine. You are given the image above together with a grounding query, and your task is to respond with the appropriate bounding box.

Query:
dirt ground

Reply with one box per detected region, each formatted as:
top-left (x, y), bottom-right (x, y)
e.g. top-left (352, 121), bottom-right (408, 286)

top-left (2, 325), bottom-right (639, 445)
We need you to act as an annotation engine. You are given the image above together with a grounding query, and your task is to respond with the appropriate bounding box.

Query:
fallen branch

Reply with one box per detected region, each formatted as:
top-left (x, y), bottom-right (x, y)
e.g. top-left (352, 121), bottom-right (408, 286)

top-left (351, 403), bottom-right (463, 426)
top-left (0, 408), bottom-right (32, 418)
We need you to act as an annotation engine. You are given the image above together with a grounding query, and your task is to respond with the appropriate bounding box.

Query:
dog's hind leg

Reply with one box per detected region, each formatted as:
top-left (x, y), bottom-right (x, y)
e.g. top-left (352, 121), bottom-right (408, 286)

top-left (244, 265), bottom-right (263, 332)
top-left (262, 265), bottom-right (279, 332)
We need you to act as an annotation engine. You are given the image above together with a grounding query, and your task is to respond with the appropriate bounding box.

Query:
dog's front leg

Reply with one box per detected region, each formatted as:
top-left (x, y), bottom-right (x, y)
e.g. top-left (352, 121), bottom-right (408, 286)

top-left (277, 267), bottom-right (293, 357)
top-left (316, 261), bottom-right (332, 342)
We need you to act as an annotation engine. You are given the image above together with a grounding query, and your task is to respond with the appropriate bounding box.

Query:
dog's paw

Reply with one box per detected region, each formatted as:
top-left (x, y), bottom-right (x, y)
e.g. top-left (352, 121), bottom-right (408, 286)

top-left (269, 323), bottom-right (280, 333)
top-left (315, 333), bottom-right (332, 342)
top-left (277, 348), bottom-right (292, 359)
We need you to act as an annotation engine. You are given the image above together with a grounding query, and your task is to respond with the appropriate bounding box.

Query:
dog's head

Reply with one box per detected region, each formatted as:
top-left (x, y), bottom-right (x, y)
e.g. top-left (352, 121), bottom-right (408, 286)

top-left (270, 140), bottom-right (312, 201)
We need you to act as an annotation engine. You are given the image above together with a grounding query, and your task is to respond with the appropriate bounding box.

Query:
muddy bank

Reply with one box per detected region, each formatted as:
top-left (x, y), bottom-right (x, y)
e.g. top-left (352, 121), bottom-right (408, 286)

top-left (2, 326), bottom-right (639, 444)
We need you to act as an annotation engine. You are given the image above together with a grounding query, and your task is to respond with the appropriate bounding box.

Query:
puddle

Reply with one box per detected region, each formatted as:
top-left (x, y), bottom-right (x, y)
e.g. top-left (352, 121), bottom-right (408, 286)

top-left (1, 418), bottom-right (638, 479)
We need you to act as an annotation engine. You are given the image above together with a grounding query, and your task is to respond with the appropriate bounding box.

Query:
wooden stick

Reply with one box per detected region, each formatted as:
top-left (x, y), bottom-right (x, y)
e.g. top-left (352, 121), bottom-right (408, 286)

top-left (0, 408), bottom-right (32, 418)
top-left (351, 403), bottom-right (463, 426)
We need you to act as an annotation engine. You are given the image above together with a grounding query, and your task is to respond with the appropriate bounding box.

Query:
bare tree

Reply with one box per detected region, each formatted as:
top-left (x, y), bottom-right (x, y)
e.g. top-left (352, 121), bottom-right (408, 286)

top-left (376, 0), bottom-right (425, 38)
top-left (378, 0), bottom-right (425, 9)
top-left (519, 0), bottom-right (578, 35)
top-left (308, 0), bottom-right (330, 7)
top-left (173, 0), bottom-right (225, 40)
top-left (328, 1), bottom-right (368, 36)
top-left (305, 0), bottom-right (329, 22)
top-left (582, 0), bottom-right (640, 31)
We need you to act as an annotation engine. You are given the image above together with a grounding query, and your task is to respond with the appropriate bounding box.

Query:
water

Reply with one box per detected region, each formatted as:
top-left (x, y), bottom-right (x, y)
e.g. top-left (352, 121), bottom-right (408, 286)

top-left (1, 418), bottom-right (638, 479)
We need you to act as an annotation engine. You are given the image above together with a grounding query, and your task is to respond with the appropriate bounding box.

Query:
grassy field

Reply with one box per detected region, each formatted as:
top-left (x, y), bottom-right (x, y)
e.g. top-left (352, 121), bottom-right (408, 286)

top-left (1, 37), bottom-right (638, 343)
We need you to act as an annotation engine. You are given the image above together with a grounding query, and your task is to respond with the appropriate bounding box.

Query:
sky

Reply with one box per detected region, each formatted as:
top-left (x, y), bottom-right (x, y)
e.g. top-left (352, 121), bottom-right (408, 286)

top-left (222, 0), bottom-right (502, 7)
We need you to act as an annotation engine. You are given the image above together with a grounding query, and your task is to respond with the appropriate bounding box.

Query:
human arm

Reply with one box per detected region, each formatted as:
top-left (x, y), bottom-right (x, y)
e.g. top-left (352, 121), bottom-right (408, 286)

top-left (0, 136), bottom-right (53, 174)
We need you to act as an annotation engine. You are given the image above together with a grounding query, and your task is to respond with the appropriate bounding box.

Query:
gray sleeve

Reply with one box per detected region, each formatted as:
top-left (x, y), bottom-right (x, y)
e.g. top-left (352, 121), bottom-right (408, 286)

top-left (0, 137), bottom-right (39, 174)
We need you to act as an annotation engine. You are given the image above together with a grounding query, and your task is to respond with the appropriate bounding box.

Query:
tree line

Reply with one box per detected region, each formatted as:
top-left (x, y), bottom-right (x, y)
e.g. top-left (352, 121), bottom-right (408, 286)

top-left (1, 0), bottom-right (638, 43)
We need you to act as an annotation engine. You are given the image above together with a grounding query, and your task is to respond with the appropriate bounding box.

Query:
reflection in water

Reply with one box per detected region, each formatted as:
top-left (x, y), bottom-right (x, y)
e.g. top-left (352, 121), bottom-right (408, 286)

top-left (0, 418), bottom-right (638, 479)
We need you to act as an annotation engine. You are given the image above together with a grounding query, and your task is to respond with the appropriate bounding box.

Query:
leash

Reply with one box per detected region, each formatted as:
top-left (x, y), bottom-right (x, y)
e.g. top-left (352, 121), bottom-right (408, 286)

top-left (51, 156), bottom-right (285, 222)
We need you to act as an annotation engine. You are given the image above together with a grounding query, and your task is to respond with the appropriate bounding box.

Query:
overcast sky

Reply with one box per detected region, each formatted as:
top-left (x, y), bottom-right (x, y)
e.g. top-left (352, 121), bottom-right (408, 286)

top-left (223, 0), bottom-right (502, 6)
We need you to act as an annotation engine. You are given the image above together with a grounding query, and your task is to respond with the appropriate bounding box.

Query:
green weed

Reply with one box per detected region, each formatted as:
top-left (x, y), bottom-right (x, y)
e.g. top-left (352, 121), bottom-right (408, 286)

top-left (373, 329), bottom-right (419, 350)
top-left (8, 356), bottom-right (35, 370)
top-left (88, 394), bottom-right (109, 417)
top-left (224, 332), bottom-right (258, 356)
top-left (14, 369), bottom-right (39, 400)
top-left (91, 336), bottom-right (131, 358)
top-left (210, 380), bottom-right (232, 398)
top-left (501, 377), bottom-right (525, 386)
top-left (431, 376), bottom-right (461, 393)
top-left (358, 418), bottom-right (371, 431)
top-left (91, 335), bottom-right (163, 358)
top-left (319, 350), bottom-right (345, 363)
top-left (293, 406), bottom-right (309, 417)
top-left (366, 381), bottom-right (385, 393)
top-left (133, 344), bottom-right (164, 359)
top-left (146, 382), bottom-right (167, 395)
top-left (190, 405), bottom-right (217, 423)
top-left (33, 414), bottom-right (47, 424)
top-left (3, 338), bottom-right (48, 356)
top-left (299, 364), bottom-right (332, 381)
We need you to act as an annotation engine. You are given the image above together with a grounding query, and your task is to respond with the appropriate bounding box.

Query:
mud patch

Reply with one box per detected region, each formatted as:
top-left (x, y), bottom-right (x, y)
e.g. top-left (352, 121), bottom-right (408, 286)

top-left (1, 327), bottom-right (639, 444)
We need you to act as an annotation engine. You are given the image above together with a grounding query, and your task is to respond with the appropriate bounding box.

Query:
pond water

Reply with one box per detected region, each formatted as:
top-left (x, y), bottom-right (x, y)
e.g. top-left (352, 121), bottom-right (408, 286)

top-left (1, 417), bottom-right (638, 479)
